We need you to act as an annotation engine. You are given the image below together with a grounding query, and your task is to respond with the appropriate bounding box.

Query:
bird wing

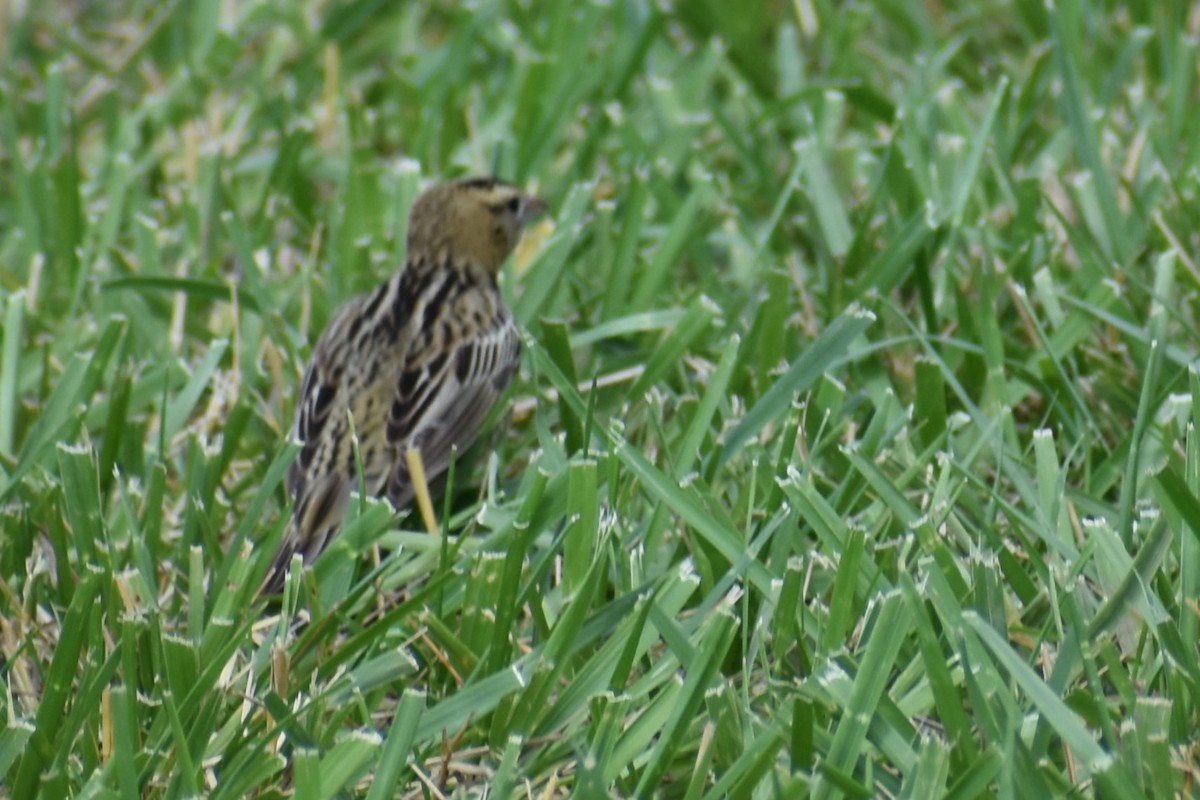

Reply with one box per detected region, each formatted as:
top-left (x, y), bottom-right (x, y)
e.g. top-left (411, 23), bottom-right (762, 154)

top-left (384, 309), bottom-right (521, 506)
top-left (287, 359), bottom-right (332, 499)
top-left (266, 295), bottom-right (380, 593)
top-left (285, 298), bottom-right (366, 501)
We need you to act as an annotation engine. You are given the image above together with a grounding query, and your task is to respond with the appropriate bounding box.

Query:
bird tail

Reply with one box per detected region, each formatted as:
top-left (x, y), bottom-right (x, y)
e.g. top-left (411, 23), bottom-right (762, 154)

top-left (259, 474), bottom-right (351, 596)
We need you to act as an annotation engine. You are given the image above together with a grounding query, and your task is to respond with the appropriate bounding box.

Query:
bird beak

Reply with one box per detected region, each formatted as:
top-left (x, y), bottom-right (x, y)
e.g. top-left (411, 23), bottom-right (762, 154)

top-left (519, 195), bottom-right (547, 226)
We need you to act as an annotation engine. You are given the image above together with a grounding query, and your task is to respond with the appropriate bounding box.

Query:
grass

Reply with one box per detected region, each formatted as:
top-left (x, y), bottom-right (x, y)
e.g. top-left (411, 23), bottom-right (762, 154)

top-left (2, 0), bottom-right (1198, 797)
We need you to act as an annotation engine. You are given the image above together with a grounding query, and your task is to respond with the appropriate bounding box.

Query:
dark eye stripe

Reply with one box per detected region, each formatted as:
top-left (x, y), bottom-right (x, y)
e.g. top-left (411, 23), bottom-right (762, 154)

top-left (458, 177), bottom-right (499, 190)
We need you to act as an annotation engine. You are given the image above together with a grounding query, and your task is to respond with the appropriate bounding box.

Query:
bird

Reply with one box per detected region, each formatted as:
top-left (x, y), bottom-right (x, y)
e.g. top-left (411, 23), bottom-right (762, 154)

top-left (261, 176), bottom-right (546, 594)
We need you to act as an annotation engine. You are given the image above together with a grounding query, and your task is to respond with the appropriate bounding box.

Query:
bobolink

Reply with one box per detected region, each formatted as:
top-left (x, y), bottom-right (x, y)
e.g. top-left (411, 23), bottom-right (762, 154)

top-left (262, 177), bottom-right (546, 594)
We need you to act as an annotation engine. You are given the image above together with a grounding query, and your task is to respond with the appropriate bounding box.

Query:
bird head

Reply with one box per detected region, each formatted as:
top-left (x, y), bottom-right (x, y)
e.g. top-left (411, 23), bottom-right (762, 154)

top-left (406, 177), bottom-right (546, 274)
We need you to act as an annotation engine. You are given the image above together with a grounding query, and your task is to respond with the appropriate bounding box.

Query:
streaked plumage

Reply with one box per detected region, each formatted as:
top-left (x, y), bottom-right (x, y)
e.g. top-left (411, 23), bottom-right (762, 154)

top-left (262, 177), bottom-right (545, 593)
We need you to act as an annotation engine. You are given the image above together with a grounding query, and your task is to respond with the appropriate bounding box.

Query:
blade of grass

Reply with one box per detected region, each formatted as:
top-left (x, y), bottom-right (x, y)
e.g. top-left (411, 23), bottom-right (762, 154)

top-left (722, 305), bottom-right (873, 464)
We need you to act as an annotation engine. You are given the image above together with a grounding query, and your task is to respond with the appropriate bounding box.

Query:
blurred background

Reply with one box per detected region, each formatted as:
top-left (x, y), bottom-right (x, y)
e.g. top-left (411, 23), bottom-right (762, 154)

top-left (1, 1), bottom-right (1197, 797)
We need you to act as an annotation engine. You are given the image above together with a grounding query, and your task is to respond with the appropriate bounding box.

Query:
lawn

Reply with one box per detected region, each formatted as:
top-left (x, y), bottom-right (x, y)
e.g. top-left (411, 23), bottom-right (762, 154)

top-left (1, 1), bottom-right (1197, 797)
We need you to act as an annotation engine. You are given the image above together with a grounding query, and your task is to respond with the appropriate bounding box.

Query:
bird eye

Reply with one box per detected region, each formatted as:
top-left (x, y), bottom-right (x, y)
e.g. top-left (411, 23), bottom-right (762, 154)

top-left (505, 197), bottom-right (521, 213)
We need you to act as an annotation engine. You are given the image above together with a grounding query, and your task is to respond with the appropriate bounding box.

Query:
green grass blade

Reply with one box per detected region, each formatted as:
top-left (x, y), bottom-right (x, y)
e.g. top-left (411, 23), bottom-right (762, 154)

top-left (722, 305), bottom-right (873, 464)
